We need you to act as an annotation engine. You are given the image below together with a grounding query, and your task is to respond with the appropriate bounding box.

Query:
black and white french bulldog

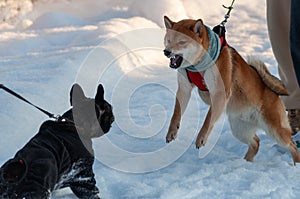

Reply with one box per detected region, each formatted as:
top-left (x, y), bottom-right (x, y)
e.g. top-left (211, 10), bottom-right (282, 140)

top-left (0, 83), bottom-right (114, 199)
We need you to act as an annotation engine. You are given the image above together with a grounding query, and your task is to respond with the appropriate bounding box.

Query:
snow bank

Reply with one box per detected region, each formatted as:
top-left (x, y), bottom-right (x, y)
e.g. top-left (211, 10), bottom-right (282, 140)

top-left (0, 0), bottom-right (237, 30)
top-left (128, 0), bottom-right (188, 26)
top-left (29, 12), bottom-right (86, 29)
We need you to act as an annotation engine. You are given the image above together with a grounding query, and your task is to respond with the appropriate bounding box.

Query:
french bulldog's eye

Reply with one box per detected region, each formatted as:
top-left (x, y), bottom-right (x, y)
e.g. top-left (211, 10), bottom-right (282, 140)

top-left (167, 39), bottom-right (171, 44)
top-left (178, 41), bottom-right (187, 45)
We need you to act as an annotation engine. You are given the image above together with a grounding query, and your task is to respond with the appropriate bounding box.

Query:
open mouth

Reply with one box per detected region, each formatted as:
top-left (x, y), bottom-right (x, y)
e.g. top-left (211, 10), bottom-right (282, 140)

top-left (169, 54), bottom-right (183, 69)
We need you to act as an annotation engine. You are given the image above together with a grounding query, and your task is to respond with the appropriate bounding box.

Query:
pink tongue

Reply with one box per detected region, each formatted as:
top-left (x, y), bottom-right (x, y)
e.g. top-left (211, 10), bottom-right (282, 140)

top-left (171, 55), bottom-right (179, 65)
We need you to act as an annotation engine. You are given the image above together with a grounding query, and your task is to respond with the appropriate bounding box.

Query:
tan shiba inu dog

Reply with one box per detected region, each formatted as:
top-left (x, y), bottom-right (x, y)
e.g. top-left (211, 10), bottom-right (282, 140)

top-left (163, 16), bottom-right (300, 164)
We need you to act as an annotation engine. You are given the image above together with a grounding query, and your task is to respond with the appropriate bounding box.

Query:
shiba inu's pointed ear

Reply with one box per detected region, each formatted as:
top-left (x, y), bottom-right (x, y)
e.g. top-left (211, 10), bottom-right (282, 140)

top-left (95, 84), bottom-right (104, 103)
top-left (70, 83), bottom-right (86, 106)
top-left (194, 19), bottom-right (204, 35)
top-left (164, 16), bottom-right (174, 29)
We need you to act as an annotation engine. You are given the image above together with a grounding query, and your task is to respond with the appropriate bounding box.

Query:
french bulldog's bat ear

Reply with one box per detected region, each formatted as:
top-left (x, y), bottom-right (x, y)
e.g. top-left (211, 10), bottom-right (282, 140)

top-left (70, 83), bottom-right (86, 106)
top-left (95, 84), bottom-right (104, 102)
top-left (164, 16), bottom-right (174, 29)
top-left (194, 19), bottom-right (204, 35)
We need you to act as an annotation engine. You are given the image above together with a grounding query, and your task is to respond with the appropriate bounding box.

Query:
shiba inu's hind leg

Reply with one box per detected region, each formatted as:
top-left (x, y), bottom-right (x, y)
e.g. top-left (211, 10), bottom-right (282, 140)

top-left (274, 129), bottom-right (300, 165)
top-left (261, 99), bottom-right (300, 164)
top-left (228, 115), bottom-right (260, 162)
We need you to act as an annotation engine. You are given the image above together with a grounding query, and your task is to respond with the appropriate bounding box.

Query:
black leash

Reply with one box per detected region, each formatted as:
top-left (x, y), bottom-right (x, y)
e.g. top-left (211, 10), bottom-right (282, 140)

top-left (220, 0), bottom-right (236, 27)
top-left (213, 0), bottom-right (236, 45)
top-left (0, 84), bottom-right (60, 120)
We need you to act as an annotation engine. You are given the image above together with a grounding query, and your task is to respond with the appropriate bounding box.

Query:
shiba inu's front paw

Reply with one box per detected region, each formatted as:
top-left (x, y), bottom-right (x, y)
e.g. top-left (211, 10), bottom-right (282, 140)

top-left (166, 131), bottom-right (177, 143)
top-left (195, 132), bottom-right (208, 148)
top-left (166, 124), bottom-right (180, 143)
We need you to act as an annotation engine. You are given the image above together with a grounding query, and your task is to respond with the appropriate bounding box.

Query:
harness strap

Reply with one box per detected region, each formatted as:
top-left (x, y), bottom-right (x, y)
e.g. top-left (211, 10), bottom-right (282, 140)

top-left (213, 25), bottom-right (228, 47)
top-left (186, 70), bottom-right (208, 91)
top-left (0, 84), bottom-right (60, 120)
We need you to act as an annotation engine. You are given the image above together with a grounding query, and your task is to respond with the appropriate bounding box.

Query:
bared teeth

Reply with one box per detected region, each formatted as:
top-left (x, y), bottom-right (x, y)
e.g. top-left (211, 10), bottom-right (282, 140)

top-left (169, 54), bottom-right (183, 68)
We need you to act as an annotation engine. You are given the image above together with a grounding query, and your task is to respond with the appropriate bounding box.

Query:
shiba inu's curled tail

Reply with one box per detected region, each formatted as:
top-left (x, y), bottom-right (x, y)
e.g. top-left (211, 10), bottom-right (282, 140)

top-left (247, 56), bottom-right (289, 95)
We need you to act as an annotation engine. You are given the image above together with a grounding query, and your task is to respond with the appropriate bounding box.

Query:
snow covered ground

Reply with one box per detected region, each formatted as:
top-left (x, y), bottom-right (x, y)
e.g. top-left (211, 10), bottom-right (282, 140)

top-left (1, 0), bottom-right (300, 198)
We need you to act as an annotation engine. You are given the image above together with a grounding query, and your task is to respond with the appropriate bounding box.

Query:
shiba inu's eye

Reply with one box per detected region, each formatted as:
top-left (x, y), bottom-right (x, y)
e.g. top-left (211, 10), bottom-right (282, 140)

top-left (178, 41), bottom-right (187, 45)
top-left (167, 39), bottom-right (171, 44)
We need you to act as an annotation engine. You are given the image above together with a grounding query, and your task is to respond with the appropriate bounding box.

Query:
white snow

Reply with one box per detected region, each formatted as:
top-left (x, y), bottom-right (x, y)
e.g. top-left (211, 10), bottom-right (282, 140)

top-left (1, 0), bottom-right (300, 198)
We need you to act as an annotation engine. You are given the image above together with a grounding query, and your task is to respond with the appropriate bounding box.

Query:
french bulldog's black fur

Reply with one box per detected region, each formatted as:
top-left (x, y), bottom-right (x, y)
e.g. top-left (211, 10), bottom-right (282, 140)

top-left (0, 84), bottom-right (114, 199)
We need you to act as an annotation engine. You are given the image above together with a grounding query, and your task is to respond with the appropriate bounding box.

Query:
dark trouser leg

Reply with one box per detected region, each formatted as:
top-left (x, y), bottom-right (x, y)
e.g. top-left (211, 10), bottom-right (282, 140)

top-left (290, 0), bottom-right (300, 87)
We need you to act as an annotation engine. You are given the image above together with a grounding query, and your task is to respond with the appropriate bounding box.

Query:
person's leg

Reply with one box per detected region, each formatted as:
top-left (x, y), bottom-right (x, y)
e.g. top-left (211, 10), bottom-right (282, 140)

top-left (290, 0), bottom-right (300, 87)
top-left (267, 0), bottom-right (300, 134)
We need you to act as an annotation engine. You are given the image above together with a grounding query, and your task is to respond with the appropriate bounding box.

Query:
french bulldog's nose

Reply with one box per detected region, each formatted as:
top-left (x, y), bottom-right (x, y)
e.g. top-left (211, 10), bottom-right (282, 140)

top-left (164, 49), bottom-right (172, 58)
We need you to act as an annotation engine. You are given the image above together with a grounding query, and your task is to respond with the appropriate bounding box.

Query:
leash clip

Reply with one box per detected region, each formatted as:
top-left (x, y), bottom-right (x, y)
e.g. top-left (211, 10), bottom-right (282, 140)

top-left (52, 114), bottom-right (67, 122)
top-left (52, 114), bottom-right (62, 121)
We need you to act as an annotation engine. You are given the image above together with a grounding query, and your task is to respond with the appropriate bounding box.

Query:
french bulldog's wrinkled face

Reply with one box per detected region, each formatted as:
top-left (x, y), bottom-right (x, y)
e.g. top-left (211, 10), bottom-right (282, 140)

top-left (70, 84), bottom-right (114, 138)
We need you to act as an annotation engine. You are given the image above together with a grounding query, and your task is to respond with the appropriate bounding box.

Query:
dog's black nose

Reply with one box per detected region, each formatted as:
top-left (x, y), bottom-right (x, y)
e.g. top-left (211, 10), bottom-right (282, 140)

top-left (164, 49), bottom-right (172, 57)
